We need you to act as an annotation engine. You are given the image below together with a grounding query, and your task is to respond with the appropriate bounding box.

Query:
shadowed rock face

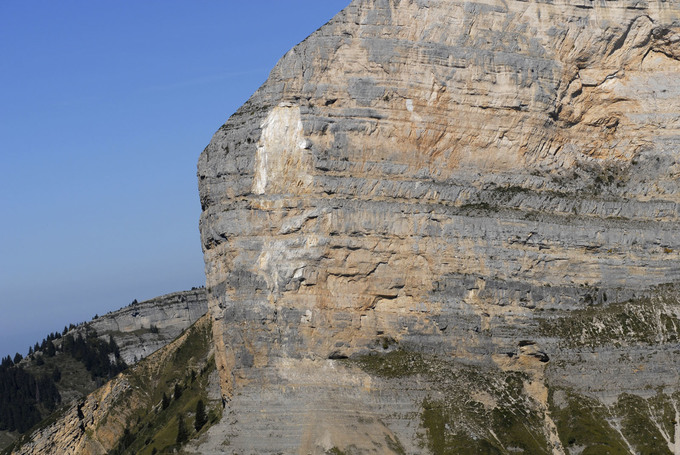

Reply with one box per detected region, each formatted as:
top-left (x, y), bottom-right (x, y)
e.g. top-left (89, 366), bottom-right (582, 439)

top-left (198, 0), bottom-right (680, 452)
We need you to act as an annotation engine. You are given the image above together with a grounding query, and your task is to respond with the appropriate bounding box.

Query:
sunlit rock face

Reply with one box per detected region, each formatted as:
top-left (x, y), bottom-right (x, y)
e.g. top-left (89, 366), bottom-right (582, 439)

top-left (198, 0), bottom-right (680, 452)
top-left (86, 289), bottom-right (208, 364)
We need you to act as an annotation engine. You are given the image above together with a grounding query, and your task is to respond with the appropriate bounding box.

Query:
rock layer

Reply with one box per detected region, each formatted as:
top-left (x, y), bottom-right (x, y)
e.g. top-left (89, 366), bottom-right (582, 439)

top-left (198, 0), bottom-right (680, 452)
top-left (85, 288), bottom-right (208, 364)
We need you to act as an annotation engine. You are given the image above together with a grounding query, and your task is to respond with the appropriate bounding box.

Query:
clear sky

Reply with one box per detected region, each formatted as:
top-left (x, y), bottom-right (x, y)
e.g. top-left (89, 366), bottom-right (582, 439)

top-left (0, 1), bottom-right (350, 358)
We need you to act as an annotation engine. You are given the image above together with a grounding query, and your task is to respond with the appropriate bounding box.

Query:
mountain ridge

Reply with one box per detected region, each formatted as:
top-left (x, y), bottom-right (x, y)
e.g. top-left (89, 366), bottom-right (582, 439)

top-left (1, 288), bottom-right (208, 454)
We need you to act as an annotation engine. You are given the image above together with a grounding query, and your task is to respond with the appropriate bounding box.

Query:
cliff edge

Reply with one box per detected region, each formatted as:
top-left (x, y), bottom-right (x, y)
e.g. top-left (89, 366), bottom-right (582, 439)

top-left (198, 0), bottom-right (680, 452)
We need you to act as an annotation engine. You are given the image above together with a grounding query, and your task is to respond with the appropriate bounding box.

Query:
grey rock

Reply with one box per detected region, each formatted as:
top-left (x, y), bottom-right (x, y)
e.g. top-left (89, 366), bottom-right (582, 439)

top-left (75, 288), bottom-right (208, 364)
top-left (197, 0), bottom-right (680, 452)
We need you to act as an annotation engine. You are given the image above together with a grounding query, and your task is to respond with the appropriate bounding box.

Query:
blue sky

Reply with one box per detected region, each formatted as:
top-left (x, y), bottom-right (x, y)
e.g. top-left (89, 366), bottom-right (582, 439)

top-left (0, 1), bottom-right (349, 357)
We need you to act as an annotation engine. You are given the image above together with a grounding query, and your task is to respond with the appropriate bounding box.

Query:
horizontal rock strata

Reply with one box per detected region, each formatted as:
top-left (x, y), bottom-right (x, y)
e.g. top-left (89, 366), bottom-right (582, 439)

top-left (198, 0), bottom-right (680, 452)
top-left (84, 288), bottom-right (208, 364)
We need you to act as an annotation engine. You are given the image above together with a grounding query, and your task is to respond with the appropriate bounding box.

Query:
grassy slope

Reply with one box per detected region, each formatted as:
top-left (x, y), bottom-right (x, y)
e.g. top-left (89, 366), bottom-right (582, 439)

top-left (5, 315), bottom-right (221, 455)
top-left (353, 346), bottom-right (680, 453)
top-left (353, 350), bottom-right (550, 454)
top-left (108, 315), bottom-right (221, 455)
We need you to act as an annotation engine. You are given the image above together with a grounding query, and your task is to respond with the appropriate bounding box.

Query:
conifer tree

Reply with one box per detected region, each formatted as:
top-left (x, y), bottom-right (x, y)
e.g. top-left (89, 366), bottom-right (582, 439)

top-left (176, 415), bottom-right (188, 444)
top-left (194, 399), bottom-right (207, 431)
top-left (161, 392), bottom-right (170, 410)
top-left (45, 340), bottom-right (56, 357)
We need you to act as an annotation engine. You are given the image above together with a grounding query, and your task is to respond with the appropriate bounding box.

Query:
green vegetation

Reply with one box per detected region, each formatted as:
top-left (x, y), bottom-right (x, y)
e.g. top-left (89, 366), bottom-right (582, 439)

top-left (175, 415), bottom-right (189, 444)
top-left (2, 316), bottom-right (219, 455)
top-left (106, 317), bottom-right (220, 455)
top-left (0, 326), bottom-right (126, 436)
top-left (615, 392), bottom-right (677, 455)
top-left (0, 362), bottom-right (60, 432)
top-left (352, 349), bottom-right (429, 378)
top-left (352, 350), bottom-right (549, 454)
top-left (354, 347), bottom-right (680, 454)
top-left (61, 329), bottom-right (127, 380)
top-left (28, 352), bottom-right (97, 399)
top-left (491, 185), bottom-right (530, 203)
top-left (419, 368), bottom-right (549, 454)
top-left (161, 392), bottom-right (170, 410)
top-left (421, 398), bottom-right (502, 454)
top-left (548, 388), bottom-right (629, 454)
top-left (194, 399), bottom-right (207, 431)
top-left (539, 286), bottom-right (680, 347)
top-left (547, 387), bottom-right (680, 455)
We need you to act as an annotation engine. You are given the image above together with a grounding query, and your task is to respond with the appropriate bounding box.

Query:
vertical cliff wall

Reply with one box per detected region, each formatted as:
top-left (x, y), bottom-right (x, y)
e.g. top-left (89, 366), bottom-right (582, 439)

top-left (198, 0), bottom-right (680, 452)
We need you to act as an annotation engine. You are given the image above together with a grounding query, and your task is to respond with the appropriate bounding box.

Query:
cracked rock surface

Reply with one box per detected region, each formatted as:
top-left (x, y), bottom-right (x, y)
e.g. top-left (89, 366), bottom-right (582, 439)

top-left (197, 0), bottom-right (680, 452)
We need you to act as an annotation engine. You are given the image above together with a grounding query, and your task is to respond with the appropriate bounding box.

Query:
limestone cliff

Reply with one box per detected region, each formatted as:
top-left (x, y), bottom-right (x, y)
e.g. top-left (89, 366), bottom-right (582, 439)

top-left (198, 0), bottom-right (680, 452)
top-left (84, 288), bottom-right (208, 364)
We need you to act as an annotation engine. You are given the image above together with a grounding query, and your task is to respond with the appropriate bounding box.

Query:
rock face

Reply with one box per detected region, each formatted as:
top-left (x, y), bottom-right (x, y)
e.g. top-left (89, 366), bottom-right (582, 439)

top-left (84, 288), bottom-right (208, 364)
top-left (198, 0), bottom-right (680, 452)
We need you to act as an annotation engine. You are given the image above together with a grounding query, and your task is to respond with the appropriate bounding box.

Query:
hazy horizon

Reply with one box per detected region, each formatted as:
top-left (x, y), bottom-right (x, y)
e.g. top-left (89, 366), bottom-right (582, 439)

top-left (0, 1), bottom-right (350, 358)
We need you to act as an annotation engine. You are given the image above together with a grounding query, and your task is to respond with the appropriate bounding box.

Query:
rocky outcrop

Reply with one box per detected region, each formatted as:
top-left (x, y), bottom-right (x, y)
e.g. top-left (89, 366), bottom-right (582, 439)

top-left (0, 289), bottom-right (209, 455)
top-left (198, 0), bottom-right (680, 452)
top-left (11, 315), bottom-right (218, 455)
top-left (81, 288), bottom-right (208, 364)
